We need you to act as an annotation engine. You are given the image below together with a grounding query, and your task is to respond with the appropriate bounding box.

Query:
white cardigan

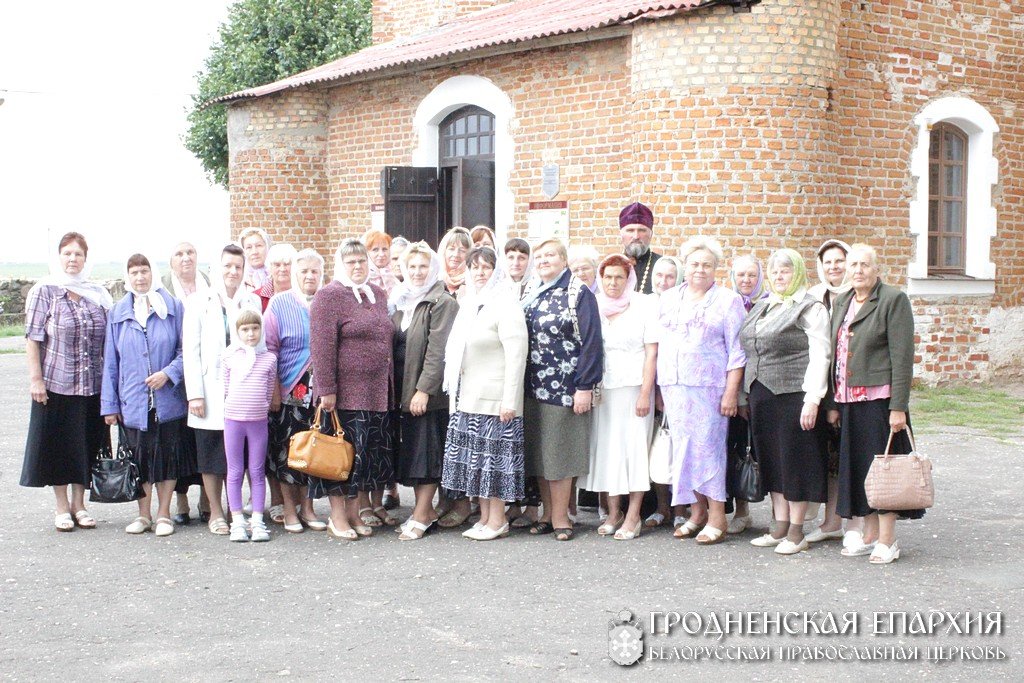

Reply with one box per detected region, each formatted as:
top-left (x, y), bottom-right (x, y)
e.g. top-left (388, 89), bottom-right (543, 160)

top-left (450, 289), bottom-right (528, 416)
top-left (182, 288), bottom-right (261, 430)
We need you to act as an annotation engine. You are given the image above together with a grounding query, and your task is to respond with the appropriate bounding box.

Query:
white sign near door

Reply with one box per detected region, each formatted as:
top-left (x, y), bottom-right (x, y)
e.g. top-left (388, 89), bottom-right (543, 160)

top-left (527, 201), bottom-right (569, 242)
top-left (542, 164), bottom-right (560, 200)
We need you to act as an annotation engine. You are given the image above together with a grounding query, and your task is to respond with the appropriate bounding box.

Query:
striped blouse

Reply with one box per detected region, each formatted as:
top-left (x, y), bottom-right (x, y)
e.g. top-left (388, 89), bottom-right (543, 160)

top-left (222, 348), bottom-right (278, 422)
top-left (264, 289), bottom-right (312, 396)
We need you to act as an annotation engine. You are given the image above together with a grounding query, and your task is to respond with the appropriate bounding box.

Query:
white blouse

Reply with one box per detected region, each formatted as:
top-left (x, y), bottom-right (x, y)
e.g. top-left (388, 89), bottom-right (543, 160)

top-left (600, 294), bottom-right (658, 390)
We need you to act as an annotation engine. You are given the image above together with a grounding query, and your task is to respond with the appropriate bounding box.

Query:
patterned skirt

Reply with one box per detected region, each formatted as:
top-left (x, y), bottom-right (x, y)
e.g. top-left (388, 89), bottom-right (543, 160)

top-left (442, 411), bottom-right (525, 501)
top-left (267, 402), bottom-right (313, 486)
top-left (661, 384), bottom-right (728, 505)
top-left (267, 372), bottom-right (315, 486)
top-left (308, 409), bottom-right (394, 499)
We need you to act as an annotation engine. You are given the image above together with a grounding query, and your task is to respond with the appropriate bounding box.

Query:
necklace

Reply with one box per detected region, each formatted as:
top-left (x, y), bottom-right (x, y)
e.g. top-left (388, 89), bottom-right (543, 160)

top-left (854, 292), bottom-right (869, 304)
top-left (637, 252), bottom-right (654, 292)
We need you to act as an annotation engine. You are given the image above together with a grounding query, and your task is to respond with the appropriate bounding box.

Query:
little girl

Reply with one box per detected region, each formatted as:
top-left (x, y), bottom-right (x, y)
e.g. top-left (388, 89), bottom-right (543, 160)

top-left (222, 309), bottom-right (278, 542)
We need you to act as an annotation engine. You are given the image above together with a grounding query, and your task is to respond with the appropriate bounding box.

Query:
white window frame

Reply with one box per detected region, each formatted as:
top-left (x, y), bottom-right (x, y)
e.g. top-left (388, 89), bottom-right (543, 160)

top-left (413, 75), bottom-right (514, 241)
top-left (907, 96), bottom-right (998, 296)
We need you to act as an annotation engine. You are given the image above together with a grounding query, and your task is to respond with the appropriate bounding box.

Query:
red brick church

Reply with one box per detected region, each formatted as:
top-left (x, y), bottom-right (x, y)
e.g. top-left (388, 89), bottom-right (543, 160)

top-left (218, 0), bottom-right (1024, 383)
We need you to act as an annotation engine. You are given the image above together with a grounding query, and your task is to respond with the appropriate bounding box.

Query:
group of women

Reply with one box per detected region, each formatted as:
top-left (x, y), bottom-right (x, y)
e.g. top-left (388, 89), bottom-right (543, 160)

top-left (21, 226), bottom-right (922, 562)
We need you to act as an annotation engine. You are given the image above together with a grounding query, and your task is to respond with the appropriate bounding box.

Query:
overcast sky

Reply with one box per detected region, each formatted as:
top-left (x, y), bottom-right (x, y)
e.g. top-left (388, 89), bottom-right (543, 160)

top-left (0, 1), bottom-right (235, 264)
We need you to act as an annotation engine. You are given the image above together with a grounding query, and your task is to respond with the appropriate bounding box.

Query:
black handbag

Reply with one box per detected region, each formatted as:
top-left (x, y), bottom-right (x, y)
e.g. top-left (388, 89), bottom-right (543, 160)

top-left (90, 424), bottom-right (143, 503)
top-left (727, 423), bottom-right (764, 503)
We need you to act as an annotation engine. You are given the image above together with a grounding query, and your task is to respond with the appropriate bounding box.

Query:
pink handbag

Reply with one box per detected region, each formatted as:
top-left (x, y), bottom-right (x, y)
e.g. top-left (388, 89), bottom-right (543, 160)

top-left (864, 427), bottom-right (934, 511)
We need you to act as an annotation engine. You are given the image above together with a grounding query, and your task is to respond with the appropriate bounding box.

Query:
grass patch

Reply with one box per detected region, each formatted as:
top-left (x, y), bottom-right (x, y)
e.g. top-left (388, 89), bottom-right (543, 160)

top-left (0, 348), bottom-right (24, 355)
top-left (0, 324), bottom-right (25, 338)
top-left (911, 385), bottom-right (1024, 440)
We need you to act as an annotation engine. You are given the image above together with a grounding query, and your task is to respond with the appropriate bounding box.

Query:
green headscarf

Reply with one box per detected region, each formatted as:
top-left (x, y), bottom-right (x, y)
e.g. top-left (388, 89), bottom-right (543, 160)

top-left (767, 248), bottom-right (808, 305)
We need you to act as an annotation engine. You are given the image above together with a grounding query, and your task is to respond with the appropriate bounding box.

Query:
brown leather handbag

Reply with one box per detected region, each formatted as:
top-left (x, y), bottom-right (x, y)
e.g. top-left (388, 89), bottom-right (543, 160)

top-left (865, 427), bottom-right (934, 511)
top-left (287, 407), bottom-right (354, 481)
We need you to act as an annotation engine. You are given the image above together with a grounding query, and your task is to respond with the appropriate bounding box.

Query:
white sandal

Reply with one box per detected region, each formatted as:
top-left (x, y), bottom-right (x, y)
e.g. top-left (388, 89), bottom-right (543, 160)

top-left (54, 512), bottom-right (75, 532)
top-left (869, 541), bottom-right (900, 564)
top-left (399, 519), bottom-right (434, 541)
top-left (643, 512), bottom-right (666, 528)
top-left (674, 520), bottom-right (701, 539)
top-left (696, 525), bottom-right (726, 545)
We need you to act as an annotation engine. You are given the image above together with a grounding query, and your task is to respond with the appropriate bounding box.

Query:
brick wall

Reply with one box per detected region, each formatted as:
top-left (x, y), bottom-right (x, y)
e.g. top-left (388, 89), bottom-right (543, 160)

top-left (834, 0), bottom-right (1024, 380)
top-left (630, 0), bottom-right (842, 270)
top-left (228, 0), bottom-right (1024, 382)
top-left (912, 297), bottom-right (992, 385)
top-left (372, 0), bottom-right (510, 45)
top-left (227, 90), bottom-right (333, 257)
top-left (322, 38), bottom-right (632, 254)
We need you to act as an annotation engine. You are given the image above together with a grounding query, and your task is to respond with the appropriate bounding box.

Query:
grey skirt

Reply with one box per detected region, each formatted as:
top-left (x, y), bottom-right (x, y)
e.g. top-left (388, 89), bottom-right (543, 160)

top-left (523, 396), bottom-right (591, 480)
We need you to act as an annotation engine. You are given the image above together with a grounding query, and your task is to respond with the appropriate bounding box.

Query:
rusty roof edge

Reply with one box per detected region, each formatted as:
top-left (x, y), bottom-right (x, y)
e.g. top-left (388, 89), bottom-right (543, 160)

top-left (302, 25), bottom-right (635, 92)
top-left (207, 0), bottom-right (729, 108)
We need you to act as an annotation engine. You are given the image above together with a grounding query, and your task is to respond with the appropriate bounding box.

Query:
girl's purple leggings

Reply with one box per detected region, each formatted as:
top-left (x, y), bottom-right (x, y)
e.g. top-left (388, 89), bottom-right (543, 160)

top-left (224, 418), bottom-right (267, 514)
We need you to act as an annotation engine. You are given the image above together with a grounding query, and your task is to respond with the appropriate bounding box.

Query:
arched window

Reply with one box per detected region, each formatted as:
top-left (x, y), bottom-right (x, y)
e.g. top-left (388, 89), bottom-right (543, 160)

top-left (908, 96), bottom-right (997, 296)
top-left (928, 123), bottom-right (967, 274)
top-left (439, 106), bottom-right (495, 162)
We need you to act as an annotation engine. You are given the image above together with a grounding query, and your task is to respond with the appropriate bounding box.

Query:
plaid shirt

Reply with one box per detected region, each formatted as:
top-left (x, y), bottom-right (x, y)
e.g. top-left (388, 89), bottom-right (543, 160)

top-left (25, 285), bottom-right (107, 396)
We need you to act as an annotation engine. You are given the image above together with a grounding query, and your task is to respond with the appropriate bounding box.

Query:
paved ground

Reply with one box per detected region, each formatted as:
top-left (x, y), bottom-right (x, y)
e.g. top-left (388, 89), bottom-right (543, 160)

top-left (0, 351), bottom-right (1021, 681)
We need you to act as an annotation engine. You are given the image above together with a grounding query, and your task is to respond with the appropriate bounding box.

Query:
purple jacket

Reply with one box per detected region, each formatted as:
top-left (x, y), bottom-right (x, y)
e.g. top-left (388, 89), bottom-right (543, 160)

top-left (309, 281), bottom-right (393, 412)
top-left (101, 289), bottom-right (187, 429)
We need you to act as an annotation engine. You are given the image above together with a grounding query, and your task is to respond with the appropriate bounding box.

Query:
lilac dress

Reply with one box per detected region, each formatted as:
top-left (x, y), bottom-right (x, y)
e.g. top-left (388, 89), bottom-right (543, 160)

top-left (655, 283), bottom-right (746, 505)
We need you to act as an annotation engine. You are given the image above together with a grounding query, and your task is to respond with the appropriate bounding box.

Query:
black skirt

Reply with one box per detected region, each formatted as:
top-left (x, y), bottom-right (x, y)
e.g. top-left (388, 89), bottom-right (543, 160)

top-left (122, 411), bottom-right (198, 484)
top-left (837, 399), bottom-right (925, 520)
top-left (194, 428), bottom-right (227, 476)
top-left (21, 392), bottom-right (104, 488)
top-left (748, 381), bottom-right (828, 504)
top-left (307, 409), bottom-right (395, 498)
top-left (395, 409), bottom-right (448, 486)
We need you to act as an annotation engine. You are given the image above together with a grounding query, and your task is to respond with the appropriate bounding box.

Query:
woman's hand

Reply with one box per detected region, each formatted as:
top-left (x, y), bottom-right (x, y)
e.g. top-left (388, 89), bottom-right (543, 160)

top-left (29, 379), bottom-right (47, 405)
top-left (889, 410), bottom-right (907, 432)
top-left (800, 402), bottom-right (819, 431)
top-left (499, 407), bottom-right (516, 423)
top-left (573, 390), bottom-right (593, 415)
top-left (320, 394), bottom-right (336, 413)
top-left (145, 371), bottom-right (169, 391)
top-left (635, 392), bottom-right (651, 418)
top-left (827, 409), bottom-right (840, 426)
top-left (720, 390), bottom-right (738, 418)
top-left (103, 414), bottom-right (120, 426)
top-left (409, 390), bottom-right (429, 416)
top-left (188, 398), bottom-right (206, 418)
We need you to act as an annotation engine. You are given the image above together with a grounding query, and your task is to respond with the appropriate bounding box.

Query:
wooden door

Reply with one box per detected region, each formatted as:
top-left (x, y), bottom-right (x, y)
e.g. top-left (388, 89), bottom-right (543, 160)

top-left (438, 159), bottom-right (495, 232)
top-left (381, 166), bottom-right (439, 247)
top-left (458, 159), bottom-right (495, 230)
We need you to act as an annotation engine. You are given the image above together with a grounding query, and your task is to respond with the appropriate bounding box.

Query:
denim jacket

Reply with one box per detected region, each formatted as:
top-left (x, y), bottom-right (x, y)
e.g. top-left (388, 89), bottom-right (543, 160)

top-left (101, 289), bottom-right (187, 429)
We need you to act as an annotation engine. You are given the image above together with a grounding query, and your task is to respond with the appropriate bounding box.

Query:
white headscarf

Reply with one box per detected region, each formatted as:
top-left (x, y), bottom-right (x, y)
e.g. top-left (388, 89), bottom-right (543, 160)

top-left (238, 227), bottom-right (273, 292)
top-left (168, 268), bottom-right (209, 302)
top-left (438, 227), bottom-right (472, 293)
top-left (290, 248), bottom-right (325, 304)
top-left (504, 242), bottom-right (534, 297)
top-left (124, 259), bottom-right (168, 326)
top-left (387, 243), bottom-right (442, 329)
top-left (210, 261), bottom-right (253, 312)
top-left (815, 239), bottom-right (853, 296)
top-left (225, 318), bottom-right (262, 379)
top-left (443, 247), bottom-right (507, 395)
top-left (38, 245), bottom-right (114, 310)
top-left (333, 239), bottom-right (376, 304)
